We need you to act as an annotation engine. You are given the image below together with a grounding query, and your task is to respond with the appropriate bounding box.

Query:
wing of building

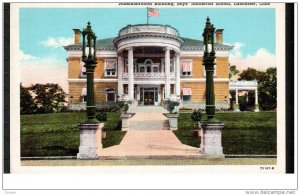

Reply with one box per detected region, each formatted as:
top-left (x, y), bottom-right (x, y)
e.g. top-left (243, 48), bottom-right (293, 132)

top-left (64, 24), bottom-right (234, 110)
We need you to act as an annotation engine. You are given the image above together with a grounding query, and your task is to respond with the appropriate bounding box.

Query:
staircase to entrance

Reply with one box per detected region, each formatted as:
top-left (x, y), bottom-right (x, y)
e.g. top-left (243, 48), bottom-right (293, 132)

top-left (128, 106), bottom-right (169, 131)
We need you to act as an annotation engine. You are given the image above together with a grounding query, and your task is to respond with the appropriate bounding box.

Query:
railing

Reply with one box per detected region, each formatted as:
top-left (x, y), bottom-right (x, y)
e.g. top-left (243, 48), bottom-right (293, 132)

top-left (123, 72), bottom-right (175, 78)
top-left (229, 80), bottom-right (258, 88)
top-left (119, 24), bottom-right (179, 36)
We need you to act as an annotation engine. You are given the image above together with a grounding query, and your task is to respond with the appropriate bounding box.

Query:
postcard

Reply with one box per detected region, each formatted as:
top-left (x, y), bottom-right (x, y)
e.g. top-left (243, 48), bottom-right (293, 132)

top-left (3, 2), bottom-right (296, 191)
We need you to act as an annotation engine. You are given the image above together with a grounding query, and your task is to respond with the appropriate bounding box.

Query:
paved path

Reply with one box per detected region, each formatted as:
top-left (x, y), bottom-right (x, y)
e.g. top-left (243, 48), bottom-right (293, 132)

top-left (99, 130), bottom-right (201, 159)
top-left (100, 106), bottom-right (201, 159)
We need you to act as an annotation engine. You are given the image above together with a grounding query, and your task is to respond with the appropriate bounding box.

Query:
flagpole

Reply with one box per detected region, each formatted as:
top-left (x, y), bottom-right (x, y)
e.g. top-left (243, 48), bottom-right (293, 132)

top-left (146, 7), bottom-right (149, 24)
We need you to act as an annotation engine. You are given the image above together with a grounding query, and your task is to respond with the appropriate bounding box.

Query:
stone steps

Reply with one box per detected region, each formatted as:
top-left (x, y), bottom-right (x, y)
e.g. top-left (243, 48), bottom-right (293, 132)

top-left (128, 106), bottom-right (170, 131)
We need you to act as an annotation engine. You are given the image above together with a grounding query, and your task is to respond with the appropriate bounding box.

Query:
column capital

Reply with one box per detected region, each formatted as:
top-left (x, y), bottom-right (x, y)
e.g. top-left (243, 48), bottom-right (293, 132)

top-left (175, 52), bottom-right (181, 57)
top-left (126, 47), bottom-right (133, 51)
top-left (163, 47), bottom-right (171, 51)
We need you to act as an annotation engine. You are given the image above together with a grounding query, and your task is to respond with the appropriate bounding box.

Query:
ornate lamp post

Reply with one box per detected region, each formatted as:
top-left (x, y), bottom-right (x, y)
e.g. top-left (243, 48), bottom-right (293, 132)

top-left (200, 17), bottom-right (224, 158)
top-left (202, 17), bottom-right (217, 121)
top-left (81, 22), bottom-right (98, 124)
top-left (77, 22), bottom-right (101, 159)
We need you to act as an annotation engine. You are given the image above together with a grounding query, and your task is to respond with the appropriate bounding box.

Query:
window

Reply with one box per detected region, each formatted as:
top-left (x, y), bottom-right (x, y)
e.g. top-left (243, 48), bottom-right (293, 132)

top-left (80, 61), bottom-right (86, 77)
top-left (139, 65), bottom-right (145, 73)
top-left (106, 88), bottom-right (116, 102)
top-left (81, 87), bottom-right (87, 103)
top-left (153, 66), bottom-right (158, 73)
top-left (182, 88), bottom-right (192, 102)
top-left (181, 60), bottom-right (192, 76)
top-left (105, 60), bottom-right (117, 77)
top-left (146, 66), bottom-right (151, 73)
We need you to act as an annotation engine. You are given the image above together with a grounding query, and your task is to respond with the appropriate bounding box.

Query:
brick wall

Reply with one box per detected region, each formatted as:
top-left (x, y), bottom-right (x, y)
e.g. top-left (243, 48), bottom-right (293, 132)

top-left (181, 81), bottom-right (229, 102)
top-left (68, 82), bottom-right (118, 103)
top-left (180, 56), bottom-right (229, 79)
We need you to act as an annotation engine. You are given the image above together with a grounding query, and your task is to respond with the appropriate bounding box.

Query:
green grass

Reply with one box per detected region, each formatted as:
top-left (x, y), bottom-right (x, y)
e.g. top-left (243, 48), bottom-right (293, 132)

top-left (102, 131), bottom-right (127, 148)
top-left (175, 112), bottom-right (277, 155)
top-left (21, 112), bottom-right (124, 157)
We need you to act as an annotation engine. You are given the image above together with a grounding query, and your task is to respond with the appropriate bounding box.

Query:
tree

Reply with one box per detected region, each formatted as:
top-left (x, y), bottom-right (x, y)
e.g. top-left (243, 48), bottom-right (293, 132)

top-left (258, 68), bottom-right (277, 110)
top-left (229, 65), bottom-right (240, 79)
top-left (238, 67), bottom-right (277, 111)
top-left (20, 83), bottom-right (37, 114)
top-left (29, 83), bottom-right (67, 113)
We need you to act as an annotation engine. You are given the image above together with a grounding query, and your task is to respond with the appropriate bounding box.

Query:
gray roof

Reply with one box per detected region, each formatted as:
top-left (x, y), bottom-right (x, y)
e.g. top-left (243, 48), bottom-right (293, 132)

top-left (64, 37), bottom-right (233, 50)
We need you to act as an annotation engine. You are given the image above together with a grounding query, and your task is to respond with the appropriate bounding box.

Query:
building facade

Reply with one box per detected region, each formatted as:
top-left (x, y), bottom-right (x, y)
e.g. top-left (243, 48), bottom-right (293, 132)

top-left (64, 24), bottom-right (235, 110)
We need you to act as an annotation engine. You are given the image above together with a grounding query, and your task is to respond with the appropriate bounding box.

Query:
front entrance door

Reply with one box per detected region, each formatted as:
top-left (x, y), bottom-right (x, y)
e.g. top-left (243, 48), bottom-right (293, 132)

top-left (144, 91), bottom-right (154, 105)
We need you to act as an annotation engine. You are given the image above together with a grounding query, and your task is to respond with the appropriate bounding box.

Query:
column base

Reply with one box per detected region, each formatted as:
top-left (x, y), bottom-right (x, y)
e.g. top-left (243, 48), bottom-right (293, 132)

top-left (77, 123), bottom-right (103, 159)
top-left (233, 103), bottom-right (240, 112)
top-left (200, 122), bottom-right (225, 159)
top-left (254, 104), bottom-right (260, 112)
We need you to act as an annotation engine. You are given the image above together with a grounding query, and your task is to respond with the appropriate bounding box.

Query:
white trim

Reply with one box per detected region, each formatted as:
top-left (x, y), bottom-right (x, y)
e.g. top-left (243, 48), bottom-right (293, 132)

top-left (122, 80), bottom-right (176, 85)
top-left (67, 50), bottom-right (117, 57)
top-left (68, 79), bottom-right (118, 83)
top-left (229, 86), bottom-right (257, 90)
top-left (116, 37), bottom-right (181, 53)
top-left (180, 50), bottom-right (230, 57)
top-left (180, 78), bottom-right (229, 82)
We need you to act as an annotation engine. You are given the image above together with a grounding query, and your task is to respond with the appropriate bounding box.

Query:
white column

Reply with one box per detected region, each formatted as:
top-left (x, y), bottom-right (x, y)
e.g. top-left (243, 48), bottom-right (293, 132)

top-left (117, 54), bottom-right (124, 100)
top-left (255, 89), bottom-right (258, 105)
top-left (175, 52), bottom-right (180, 98)
top-left (127, 47), bottom-right (134, 100)
top-left (164, 47), bottom-right (170, 99)
top-left (235, 89), bottom-right (239, 104)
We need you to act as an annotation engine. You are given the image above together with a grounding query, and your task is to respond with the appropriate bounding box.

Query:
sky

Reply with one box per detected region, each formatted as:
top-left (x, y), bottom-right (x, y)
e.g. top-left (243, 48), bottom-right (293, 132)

top-left (19, 7), bottom-right (276, 91)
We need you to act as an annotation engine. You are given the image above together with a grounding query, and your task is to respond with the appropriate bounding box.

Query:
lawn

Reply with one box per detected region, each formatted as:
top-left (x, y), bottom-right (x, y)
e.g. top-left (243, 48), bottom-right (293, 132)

top-left (174, 112), bottom-right (277, 155)
top-left (21, 112), bottom-right (125, 157)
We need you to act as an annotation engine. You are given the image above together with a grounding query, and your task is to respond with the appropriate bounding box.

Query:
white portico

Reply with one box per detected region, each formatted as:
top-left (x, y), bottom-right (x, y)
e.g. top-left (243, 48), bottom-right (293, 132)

top-left (113, 24), bottom-right (184, 105)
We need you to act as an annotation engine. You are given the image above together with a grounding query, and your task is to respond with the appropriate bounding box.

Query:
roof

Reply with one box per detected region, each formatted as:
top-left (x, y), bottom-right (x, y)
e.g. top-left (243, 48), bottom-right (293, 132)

top-left (64, 37), bottom-right (233, 50)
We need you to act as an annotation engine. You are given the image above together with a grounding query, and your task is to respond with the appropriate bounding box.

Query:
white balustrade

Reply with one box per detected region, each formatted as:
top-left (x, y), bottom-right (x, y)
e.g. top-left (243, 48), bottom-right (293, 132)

top-left (123, 72), bottom-right (175, 79)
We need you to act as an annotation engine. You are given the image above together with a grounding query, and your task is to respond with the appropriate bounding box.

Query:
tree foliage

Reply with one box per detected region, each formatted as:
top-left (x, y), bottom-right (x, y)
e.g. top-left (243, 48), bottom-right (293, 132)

top-left (20, 84), bottom-right (37, 114)
top-left (229, 65), bottom-right (240, 79)
top-left (20, 83), bottom-right (67, 114)
top-left (239, 67), bottom-right (277, 111)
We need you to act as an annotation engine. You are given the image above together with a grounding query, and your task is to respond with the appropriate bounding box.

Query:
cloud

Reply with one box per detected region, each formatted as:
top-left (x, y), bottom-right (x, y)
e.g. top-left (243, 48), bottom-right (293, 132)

top-left (19, 50), bottom-right (68, 92)
top-left (18, 49), bottom-right (38, 61)
top-left (41, 37), bottom-right (73, 48)
top-left (228, 42), bottom-right (276, 71)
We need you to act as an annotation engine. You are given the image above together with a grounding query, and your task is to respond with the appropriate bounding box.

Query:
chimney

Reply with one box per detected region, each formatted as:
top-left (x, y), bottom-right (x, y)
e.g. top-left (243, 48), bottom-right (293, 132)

top-left (73, 29), bottom-right (81, 44)
top-left (215, 29), bottom-right (224, 44)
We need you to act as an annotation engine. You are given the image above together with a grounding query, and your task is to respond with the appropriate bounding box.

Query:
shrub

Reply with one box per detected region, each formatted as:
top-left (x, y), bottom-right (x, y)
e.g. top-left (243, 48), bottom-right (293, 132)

top-left (118, 101), bottom-right (129, 113)
top-left (168, 101), bottom-right (180, 113)
top-left (96, 103), bottom-right (120, 112)
top-left (191, 109), bottom-right (202, 122)
top-left (96, 112), bottom-right (107, 122)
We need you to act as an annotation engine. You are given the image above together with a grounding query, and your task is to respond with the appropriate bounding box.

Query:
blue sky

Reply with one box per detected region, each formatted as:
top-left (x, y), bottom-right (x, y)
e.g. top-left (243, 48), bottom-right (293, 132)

top-left (20, 8), bottom-right (275, 59)
top-left (19, 7), bottom-right (276, 90)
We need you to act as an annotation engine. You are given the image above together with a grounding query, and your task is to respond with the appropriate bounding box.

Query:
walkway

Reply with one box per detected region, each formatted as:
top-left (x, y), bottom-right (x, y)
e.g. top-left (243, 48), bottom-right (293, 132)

top-left (99, 106), bottom-right (202, 159)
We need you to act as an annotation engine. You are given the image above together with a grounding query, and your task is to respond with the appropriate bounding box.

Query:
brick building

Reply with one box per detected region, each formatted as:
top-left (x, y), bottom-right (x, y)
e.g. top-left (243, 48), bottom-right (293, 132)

top-left (64, 24), bottom-right (235, 110)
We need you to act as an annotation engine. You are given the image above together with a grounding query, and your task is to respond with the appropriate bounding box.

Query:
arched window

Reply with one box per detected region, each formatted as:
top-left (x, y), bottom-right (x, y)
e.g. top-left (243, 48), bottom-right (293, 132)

top-left (106, 88), bottom-right (116, 102)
